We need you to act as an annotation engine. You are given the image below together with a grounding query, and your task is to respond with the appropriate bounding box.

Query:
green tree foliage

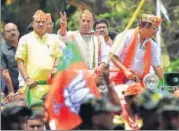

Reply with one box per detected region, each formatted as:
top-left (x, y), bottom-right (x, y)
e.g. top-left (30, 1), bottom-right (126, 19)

top-left (165, 59), bottom-right (179, 72)
top-left (1, 0), bottom-right (179, 64)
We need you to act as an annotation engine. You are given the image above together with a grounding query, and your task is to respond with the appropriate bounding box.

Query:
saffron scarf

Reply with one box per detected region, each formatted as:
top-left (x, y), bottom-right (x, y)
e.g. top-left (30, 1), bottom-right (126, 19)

top-left (111, 28), bottom-right (151, 85)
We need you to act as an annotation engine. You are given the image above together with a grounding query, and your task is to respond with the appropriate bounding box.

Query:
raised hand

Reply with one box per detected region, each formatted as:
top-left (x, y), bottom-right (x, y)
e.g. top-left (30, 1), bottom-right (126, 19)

top-left (129, 69), bottom-right (141, 82)
top-left (124, 69), bottom-right (140, 82)
top-left (59, 12), bottom-right (67, 35)
top-left (60, 12), bottom-right (67, 27)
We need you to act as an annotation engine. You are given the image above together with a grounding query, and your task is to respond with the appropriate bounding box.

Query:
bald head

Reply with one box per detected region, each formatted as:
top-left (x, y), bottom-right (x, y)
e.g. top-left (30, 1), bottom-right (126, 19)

top-left (4, 23), bottom-right (20, 44)
top-left (4, 23), bottom-right (18, 31)
top-left (79, 9), bottom-right (94, 34)
top-left (80, 9), bottom-right (94, 20)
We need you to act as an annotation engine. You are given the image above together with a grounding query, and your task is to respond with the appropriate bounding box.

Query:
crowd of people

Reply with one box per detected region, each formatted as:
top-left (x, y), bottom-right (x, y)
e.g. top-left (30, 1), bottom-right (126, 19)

top-left (1, 9), bottom-right (179, 130)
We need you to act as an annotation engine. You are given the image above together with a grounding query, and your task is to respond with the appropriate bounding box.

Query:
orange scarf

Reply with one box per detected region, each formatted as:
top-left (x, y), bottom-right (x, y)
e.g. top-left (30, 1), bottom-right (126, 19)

top-left (111, 28), bottom-right (151, 85)
top-left (122, 104), bottom-right (140, 130)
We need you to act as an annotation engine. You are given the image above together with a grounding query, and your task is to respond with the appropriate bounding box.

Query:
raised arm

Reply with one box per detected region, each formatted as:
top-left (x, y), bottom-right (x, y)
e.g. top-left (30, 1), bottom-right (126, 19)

top-left (59, 12), bottom-right (67, 36)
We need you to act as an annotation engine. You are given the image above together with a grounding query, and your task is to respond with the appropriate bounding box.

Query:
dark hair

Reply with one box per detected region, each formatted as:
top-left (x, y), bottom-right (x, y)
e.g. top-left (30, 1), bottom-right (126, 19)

top-left (139, 21), bottom-right (152, 28)
top-left (93, 19), bottom-right (109, 30)
top-left (139, 109), bottom-right (161, 130)
top-left (27, 22), bottom-right (33, 33)
top-left (26, 111), bottom-right (44, 121)
top-left (159, 111), bottom-right (179, 130)
top-left (109, 30), bottom-right (119, 40)
top-left (78, 102), bottom-right (93, 129)
top-left (1, 106), bottom-right (32, 130)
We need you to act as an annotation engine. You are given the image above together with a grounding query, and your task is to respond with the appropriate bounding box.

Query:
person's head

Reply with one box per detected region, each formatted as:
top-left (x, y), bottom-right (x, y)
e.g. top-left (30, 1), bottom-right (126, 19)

top-left (139, 14), bottom-right (162, 39)
top-left (32, 10), bottom-right (47, 37)
top-left (79, 9), bottom-right (94, 34)
top-left (159, 110), bottom-right (179, 130)
top-left (124, 83), bottom-right (144, 106)
top-left (27, 22), bottom-right (33, 33)
top-left (3, 22), bottom-right (20, 43)
top-left (94, 19), bottom-right (109, 37)
top-left (133, 89), bottom-right (165, 130)
top-left (109, 31), bottom-right (118, 40)
top-left (46, 13), bottom-right (53, 33)
top-left (134, 88), bottom-right (167, 112)
top-left (157, 96), bottom-right (179, 130)
top-left (79, 97), bottom-right (121, 130)
top-left (1, 105), bottom-right (32, 130)
top-left (134, 89), bottom-right (175, 130)
top-left (25, 111), bottom-right (44, 130)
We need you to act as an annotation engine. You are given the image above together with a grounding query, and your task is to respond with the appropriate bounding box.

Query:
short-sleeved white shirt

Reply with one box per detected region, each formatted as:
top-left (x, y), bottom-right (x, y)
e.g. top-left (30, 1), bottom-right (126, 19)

top-left (110, 29), bottom-right (161, 76)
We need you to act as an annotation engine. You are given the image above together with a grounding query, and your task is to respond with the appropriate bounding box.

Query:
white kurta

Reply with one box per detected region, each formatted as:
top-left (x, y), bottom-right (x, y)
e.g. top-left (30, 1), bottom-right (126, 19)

top-left (58, 30), bottom-right (109, 69)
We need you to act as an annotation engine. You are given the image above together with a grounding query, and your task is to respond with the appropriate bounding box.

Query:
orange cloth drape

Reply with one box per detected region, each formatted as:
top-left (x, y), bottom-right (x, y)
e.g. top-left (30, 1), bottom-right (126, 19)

top-left (110, 28), bottom-right (151, 85)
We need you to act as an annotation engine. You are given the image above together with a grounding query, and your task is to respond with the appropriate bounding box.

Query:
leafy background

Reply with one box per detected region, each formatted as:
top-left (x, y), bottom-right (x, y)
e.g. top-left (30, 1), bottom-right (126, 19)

top-left (1, 0), bottom-right (179, 72)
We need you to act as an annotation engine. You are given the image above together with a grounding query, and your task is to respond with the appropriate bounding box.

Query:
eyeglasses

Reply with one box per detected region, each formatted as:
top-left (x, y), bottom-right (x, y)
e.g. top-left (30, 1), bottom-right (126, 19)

top-left (5, 28), bottom-right (18, 34)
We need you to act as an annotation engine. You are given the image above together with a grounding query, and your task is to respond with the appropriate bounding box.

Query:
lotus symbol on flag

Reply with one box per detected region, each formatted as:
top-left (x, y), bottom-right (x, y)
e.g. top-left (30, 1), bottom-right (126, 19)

top-left (63, 71), bottom-right (94, 114)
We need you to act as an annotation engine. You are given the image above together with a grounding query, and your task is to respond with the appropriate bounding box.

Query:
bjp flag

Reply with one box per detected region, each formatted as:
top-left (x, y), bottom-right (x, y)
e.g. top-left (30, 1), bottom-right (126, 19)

top-left (45, 41), bottom-right (100, 130)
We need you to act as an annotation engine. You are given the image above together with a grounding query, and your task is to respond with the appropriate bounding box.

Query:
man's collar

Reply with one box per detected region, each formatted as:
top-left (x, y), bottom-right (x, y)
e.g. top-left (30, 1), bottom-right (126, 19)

top-left (33, 31), bottom-right (47, 40)
top-left (79, 31), bottom-right (99, 36)
top-left (4, 42), bottom-right (16, 50)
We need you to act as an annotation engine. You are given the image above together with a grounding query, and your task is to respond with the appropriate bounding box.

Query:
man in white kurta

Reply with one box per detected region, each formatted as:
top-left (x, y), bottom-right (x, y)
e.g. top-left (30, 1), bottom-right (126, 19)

top-left (58, 10), bottom-right (109, 69)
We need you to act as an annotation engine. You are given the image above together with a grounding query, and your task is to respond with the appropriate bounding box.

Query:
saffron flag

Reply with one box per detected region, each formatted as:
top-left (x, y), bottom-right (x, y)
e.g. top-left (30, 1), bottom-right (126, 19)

top-left (45, 41), bottom-right (100, 130)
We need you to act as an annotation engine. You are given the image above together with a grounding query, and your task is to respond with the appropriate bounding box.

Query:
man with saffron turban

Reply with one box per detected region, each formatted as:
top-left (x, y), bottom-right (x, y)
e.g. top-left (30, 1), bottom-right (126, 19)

top-left (15, 10), bottom-right (63, 105)
top-left (110, 14), bottom-right (164, 86)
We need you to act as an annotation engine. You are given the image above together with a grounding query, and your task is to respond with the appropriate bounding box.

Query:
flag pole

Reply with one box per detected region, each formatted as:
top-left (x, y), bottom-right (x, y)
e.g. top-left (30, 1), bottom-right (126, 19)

top-left (156, 0), bottom-right (161, 48)
top-left (111, 0), bottom-right (145, 56)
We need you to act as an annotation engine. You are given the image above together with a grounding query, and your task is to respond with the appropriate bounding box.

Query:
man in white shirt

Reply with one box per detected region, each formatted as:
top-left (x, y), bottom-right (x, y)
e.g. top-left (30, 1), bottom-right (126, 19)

top-left (110, 14), bottom-right (164, 85)
top-left (58, 9), bottom-right (109, 69)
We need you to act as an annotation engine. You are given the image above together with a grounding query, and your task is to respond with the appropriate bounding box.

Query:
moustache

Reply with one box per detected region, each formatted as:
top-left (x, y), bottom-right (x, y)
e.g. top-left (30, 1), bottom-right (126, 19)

top-left (37, 25), bottom-right (44, 28)
top-left (11, 33), bottom-right (16, 37)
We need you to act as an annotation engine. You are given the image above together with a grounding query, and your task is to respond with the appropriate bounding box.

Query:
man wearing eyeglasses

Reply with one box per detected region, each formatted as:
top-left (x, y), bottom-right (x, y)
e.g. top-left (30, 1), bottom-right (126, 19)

top-left (110, 14), bottom-right (164, 86)
top-left (1, 22), bottom-right (20, 97)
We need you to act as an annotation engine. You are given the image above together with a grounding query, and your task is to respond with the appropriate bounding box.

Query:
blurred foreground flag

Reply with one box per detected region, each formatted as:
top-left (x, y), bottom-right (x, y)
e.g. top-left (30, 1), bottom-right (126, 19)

top-left (45, 41), bottom-right (100, 130)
